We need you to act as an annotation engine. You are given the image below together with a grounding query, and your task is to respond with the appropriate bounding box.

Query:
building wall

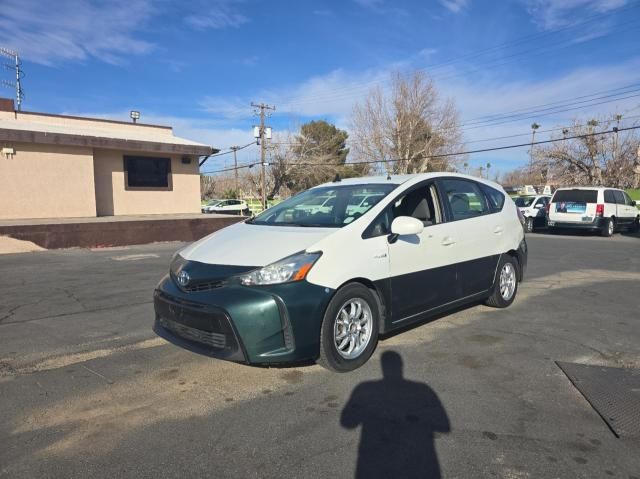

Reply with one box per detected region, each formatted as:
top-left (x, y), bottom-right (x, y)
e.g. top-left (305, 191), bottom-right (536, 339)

top-left (0, 142), bottom-right (96, 220)
top-left (93, 149), bottom-right (201, 216)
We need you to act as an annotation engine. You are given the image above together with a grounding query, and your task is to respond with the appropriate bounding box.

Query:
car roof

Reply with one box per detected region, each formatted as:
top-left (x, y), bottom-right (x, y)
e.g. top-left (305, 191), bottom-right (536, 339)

top-left (314, 172), bottom-right (504, 190)
top-left (553, 186), bottom-right (617, 191)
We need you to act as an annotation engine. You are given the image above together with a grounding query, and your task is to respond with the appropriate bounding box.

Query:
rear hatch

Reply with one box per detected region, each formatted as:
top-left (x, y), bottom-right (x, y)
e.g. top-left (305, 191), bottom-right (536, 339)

top-left (548, 189), bottom-right (598, 224)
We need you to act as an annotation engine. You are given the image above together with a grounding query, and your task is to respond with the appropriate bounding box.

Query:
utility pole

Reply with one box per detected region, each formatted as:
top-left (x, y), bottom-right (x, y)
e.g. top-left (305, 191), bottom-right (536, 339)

top-left (613, 114), bottom-right (622, 164)
top-left (251, 102), bottom-right (275, 210)
top-left (230, 146), bottom-right (240, 195)
top-left (529, 123), bottom-right (540, 176)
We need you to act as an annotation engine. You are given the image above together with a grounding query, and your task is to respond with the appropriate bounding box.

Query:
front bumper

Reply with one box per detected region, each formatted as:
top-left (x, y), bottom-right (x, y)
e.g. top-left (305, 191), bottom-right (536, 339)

top-left (154, 273), bottom-right (333, 365)
top-left (547, 218), bottom-right (605, 231)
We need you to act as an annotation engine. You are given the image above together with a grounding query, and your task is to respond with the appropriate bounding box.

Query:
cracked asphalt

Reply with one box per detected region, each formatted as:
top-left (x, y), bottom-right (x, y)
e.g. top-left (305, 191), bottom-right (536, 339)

top-left (1, 233), bottom-right (639, 478)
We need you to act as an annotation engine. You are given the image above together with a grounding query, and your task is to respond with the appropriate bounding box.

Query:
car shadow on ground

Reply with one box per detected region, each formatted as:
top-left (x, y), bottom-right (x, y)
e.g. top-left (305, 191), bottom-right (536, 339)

top-left (341, 351), bottom-right (450, 479)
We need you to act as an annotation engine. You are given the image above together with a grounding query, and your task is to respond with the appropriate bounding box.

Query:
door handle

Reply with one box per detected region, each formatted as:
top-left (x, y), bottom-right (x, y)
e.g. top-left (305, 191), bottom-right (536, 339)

top-left (441, 237), bottom-right (456, 246)
top-left (493, 226), bottom-right (503, 234)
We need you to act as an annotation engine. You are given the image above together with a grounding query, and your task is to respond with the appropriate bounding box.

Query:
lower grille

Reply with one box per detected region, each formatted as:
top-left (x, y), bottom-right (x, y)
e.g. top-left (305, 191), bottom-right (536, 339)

top-left (158, 317), bottom-right (226, 349)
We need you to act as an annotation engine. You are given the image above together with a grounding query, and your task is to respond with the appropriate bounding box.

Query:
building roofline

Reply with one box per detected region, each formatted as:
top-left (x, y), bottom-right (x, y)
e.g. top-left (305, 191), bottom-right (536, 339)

top-left (16, 110), bottom-right (172, 130)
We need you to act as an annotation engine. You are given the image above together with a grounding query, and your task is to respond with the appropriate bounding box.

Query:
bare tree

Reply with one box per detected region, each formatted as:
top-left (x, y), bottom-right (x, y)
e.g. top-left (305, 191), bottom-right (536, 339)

top-left (351, 71), bottom-right (465, 174)
top-left (532, 117), bottom-right (640, 188)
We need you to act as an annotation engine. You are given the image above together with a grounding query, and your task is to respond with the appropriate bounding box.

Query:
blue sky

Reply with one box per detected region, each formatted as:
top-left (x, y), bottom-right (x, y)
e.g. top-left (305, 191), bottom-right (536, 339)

top-left (1, 0), bottom-right (640, 174)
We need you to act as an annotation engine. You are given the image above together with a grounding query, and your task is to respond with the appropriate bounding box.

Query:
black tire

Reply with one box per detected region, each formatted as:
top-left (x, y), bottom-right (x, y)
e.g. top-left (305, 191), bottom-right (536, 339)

top-left (525, 217), bottom-right (534, 233)
top-left (485, 255), bottom-right (519, 308)
top-left (318, 283), bottom-right (380, 372)
top-left (632, 216), bottom-right (640, 233)
top-left (601, 217), bottom-right (615, 237)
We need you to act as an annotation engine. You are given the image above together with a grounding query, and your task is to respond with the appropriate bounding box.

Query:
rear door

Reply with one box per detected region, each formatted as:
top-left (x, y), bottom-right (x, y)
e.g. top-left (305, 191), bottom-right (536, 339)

top-left (436, 178), bottom-right (501, 298)
top-left (549, 189), bottom-right (598, 224)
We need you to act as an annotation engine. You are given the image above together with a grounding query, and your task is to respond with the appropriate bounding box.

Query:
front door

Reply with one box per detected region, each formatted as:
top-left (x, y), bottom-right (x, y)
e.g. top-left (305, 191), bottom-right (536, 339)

top-left (387, 181), bottom-right (459, 325)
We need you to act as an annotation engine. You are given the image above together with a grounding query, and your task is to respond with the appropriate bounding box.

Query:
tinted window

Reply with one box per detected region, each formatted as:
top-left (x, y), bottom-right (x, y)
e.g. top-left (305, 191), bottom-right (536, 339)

top-left (514, 197), bottom-right (535, 207)
top-left (250, 183), bottom-right (397, 228)
top-left (124, 156), bottom-right (171, 188)
top-left (552, 190), bottom-right (598, 203)
top-left (604, 190), bottom-right (616, 203)
top-left (480, 184), bottom-right (505, 211)
top-left (613, 191), bottom-right (626, 205)
top-left (535, 197), bottom-right (548, 206)
top-left (440, 179), bottom-right (489, 220)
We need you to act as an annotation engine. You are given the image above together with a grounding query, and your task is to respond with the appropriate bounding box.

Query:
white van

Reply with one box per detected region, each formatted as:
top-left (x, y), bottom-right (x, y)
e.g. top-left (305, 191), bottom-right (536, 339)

top-left (154, 173), bottom-right (528, 371)
top-left (547, 187), bottom-right (639, 236)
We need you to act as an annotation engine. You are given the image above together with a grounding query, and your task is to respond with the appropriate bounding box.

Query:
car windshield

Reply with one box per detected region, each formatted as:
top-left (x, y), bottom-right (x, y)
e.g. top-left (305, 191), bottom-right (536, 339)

top-left (248, 183), bottom-right (398, 227)
top-left (514, 197), bottom-right (535, 207)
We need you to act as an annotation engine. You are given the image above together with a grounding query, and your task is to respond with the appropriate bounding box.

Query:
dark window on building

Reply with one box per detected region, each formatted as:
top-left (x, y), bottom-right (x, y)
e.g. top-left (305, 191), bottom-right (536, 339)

top-left (124, 156), bottom-right (171, 188)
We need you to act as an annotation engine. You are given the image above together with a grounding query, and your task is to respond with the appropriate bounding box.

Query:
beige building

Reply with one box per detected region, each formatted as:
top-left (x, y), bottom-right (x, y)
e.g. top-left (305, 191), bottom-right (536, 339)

top-left (0, 99), bottom-right (215, 220)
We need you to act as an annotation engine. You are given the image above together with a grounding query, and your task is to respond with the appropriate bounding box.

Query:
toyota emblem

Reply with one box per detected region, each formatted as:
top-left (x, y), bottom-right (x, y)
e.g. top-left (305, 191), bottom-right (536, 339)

top-left (177, 270), bottom-right (190, 287)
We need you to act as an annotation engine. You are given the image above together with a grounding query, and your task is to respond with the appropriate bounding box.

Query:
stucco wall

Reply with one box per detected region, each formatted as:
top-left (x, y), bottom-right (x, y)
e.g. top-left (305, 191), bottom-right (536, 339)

top-left (93, 149), bottom-right (201, 216)
top-left (0, 143), bottom-right (96, 220)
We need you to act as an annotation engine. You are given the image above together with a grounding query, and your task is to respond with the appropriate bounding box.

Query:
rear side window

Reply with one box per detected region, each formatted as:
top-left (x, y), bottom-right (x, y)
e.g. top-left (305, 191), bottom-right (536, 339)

top-left (613, 191), bottom-right (626, 205)
top-left (552, 190), bottom-right (598, 203)
top-left (480, 184), bottom-right (505, 212)
top-left (440, 179), bottom-right (490, 221)
top-left (604, 190), bottom-right (616, 203)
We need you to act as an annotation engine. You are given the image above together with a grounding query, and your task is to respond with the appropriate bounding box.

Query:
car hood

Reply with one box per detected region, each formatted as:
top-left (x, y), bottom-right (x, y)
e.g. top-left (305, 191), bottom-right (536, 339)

top-left (178, 221), bottom-right (337, 266)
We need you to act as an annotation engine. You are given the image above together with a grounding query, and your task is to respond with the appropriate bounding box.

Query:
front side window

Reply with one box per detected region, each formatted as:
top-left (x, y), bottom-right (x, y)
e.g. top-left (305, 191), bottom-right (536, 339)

top-left (363, 182), bottom-right (442, 238)
top-left (440, 179), bottom-right (489, 221)
top-left (124, 156), bottom-right (171, 188)
top-left (623, 192), bottom-right (634, 206)
top-left (514, 197), bottom-right (535, 207)
top-left (249, 183), bottom-right (397, 227)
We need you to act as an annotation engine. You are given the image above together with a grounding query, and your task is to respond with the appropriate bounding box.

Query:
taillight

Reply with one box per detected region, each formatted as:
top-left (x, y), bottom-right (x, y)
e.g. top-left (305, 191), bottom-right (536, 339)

top-left (595, 204), bottom-right (604, 217)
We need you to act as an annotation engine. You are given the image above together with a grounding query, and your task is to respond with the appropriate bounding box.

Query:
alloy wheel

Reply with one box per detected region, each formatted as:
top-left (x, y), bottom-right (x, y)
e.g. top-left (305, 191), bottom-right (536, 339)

top-left (333, 299), bottom-right (373, 360)
top-left (499, 263), bottom-right (516, 301)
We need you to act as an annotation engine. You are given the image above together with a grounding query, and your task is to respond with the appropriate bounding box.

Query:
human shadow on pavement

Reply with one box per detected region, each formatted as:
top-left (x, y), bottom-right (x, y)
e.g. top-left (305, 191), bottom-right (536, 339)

top-left (341, 351), bottom-right (450, 479)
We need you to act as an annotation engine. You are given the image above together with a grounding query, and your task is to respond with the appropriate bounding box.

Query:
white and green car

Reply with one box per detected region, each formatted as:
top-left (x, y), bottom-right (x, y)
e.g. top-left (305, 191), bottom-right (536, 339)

top-left (155, 173), bottom-right (527, 371)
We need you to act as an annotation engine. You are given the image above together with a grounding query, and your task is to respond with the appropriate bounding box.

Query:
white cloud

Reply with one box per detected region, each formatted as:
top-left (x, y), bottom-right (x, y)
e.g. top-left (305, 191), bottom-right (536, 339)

top-left (439, 0), bottom-right (469, 13)
top-left (0, 0), bottom-right (154, 66)
top-left (184, 4), bottom-right (249, 30)
top-left (525, 0), bottom-right (626, 30)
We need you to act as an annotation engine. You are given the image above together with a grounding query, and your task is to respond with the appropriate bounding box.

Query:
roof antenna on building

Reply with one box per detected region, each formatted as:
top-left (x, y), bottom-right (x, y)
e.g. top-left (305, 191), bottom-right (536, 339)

top-left (333, 173), bottom-right (341, 182)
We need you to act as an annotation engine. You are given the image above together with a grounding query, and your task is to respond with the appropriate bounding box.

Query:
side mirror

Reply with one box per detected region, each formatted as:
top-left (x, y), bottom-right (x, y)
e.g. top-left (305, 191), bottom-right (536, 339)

top-left (533, 204), bottom-right (542, 209)
top-left (632, 200), bottom-right (637, 207)
top-left (390, 216), bottom-right (424, 236)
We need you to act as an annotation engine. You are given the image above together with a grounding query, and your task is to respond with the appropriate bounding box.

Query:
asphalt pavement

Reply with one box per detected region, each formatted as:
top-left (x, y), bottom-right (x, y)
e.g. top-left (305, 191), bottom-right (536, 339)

top-left (1, 233), bottom-right (640, 478)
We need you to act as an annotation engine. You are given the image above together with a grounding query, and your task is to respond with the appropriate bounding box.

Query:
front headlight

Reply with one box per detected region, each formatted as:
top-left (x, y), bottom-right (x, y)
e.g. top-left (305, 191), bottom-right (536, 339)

top-left (170, 251), bottom-right (187, 277)
top-left (236, 251), bottom-right (322, 286)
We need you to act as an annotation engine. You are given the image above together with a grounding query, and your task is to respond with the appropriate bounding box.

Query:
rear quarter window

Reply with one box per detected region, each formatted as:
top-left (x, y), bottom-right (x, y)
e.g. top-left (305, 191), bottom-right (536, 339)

top-left (552, 190), bottom-right (598, 203)
top-left (480, 184), bottom-right (505, 212)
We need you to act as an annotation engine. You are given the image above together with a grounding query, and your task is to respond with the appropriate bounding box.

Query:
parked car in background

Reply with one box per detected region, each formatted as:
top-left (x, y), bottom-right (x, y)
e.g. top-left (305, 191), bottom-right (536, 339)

top-left (547, 187), bottom-right (639, 236)
top-left (201, 199), bottom-right (222, 213)
top-left (514, 195), bottom-right (551, 233)
top-left (208, 199), bottom-right (250, 216)
top-left (154, 173), bottom-right (527, 372)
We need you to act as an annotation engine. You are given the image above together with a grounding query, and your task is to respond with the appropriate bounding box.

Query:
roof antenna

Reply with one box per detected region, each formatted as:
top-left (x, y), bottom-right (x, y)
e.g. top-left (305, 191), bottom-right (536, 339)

top-left (333, 173), bottom-right (341, 182)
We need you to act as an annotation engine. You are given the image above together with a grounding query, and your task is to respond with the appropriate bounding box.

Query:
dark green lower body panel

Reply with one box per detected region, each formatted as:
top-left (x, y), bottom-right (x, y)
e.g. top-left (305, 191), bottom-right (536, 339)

top-left (154, 274), bottom-right (333, 364)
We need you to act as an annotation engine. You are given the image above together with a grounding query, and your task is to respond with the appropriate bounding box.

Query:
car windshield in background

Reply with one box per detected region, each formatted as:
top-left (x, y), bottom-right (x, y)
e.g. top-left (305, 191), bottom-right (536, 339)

top-left (515, 197), bottom-right (535, 207)
top-left (552, 190), bottom-right (598, 203)
top-left (249, 184), bottom-right (397, 227)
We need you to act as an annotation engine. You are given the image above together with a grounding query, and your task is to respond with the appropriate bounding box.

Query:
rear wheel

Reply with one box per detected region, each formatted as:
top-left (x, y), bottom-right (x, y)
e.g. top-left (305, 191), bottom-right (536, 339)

top-left (485, 255), bottom-right (519, 308)
top-left (318, 283), bottom-right (379, 372)
top-left (525, 217), bottom-right (534, 233)
top-left (601, 217), bottom-right (615, 237)
top-left (632, 216), bottom-right (640, 233)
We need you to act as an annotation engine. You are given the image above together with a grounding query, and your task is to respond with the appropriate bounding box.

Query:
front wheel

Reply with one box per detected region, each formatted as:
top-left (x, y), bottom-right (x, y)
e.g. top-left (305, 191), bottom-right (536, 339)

top-left (485, 255), bottom-right (519, 308)
top-left (318, 283), bottom-right (379, 372)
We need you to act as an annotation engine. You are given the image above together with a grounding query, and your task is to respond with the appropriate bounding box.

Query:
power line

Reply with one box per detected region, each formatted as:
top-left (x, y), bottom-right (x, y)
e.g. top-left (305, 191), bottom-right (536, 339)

top-left (199, 140), bottom-right (256, 167)
top-left (200, 125), bottom-right (640, 175)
